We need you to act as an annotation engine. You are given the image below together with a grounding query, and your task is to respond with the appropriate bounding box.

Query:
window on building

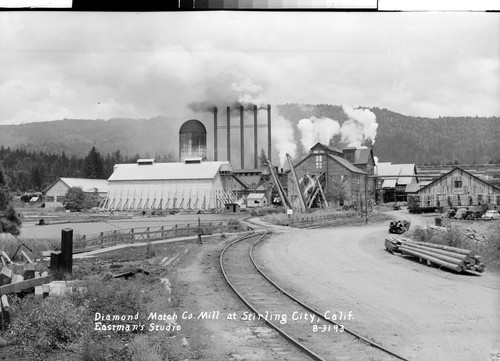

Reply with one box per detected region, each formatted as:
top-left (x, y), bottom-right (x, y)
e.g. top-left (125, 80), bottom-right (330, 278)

top-left (478, 194), bottom-right (483, 204)
top-left (496, 195), bottom-right (500, 206)
top-left (315, 155), bottom-right (322, 169)
top-left (342, 175), bottom-right (348, 182)
top-left (453, 177), bottom-right (462, 188)
top-left (56, 196), bottom-right (65, 202)
top-left (46, 196), bottom-right (54, 202)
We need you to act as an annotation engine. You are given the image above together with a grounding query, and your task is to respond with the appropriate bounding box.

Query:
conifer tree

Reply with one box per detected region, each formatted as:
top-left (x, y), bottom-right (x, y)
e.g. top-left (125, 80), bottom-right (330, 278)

top-left (0, 166), bottom-right (21, 235)
top-left (83, 146), bottom-right (105, 179)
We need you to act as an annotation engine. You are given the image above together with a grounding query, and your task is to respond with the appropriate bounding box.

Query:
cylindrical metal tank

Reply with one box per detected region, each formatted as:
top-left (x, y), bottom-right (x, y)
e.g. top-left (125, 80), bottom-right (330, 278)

top-left (179, 119), bottom-right (207, 162)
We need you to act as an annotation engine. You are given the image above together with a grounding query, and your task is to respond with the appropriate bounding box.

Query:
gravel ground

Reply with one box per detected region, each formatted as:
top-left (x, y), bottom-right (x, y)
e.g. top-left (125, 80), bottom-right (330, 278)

top-left (255, 219), bottom-right (500, 361)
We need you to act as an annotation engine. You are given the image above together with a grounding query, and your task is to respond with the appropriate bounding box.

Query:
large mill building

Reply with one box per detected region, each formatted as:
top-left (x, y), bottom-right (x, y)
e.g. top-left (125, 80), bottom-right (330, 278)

top-left (102, 119), bottom-right (237, 211)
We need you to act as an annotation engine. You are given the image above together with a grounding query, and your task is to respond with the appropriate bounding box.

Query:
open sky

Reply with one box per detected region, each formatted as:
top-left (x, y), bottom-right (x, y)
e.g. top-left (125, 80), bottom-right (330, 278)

top-left (0, 11), bottom-right (498, 124)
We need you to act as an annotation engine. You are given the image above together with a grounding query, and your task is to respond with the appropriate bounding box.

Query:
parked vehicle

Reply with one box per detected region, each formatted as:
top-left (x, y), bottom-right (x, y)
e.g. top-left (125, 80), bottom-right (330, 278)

top-left (481, 210), bottom-right (500, 221)
top-left (454, 208), bottom-right (468, 219)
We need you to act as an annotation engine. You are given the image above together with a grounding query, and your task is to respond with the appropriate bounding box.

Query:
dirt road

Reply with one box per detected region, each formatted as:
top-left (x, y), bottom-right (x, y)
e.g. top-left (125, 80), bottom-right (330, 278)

top-left (255, 221), bottom-right (500, 361)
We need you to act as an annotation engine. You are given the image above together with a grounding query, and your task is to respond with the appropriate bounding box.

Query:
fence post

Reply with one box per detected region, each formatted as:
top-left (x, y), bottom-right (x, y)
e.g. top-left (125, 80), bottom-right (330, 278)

top-left (61, 228), bottom-right (73, 274)
top-left (147, 227), bottom-right (150, 239)
top-left (161, 226), bottom-right (164, 238)
top-left (100, 232), bottom-right (104, 245)
top-left (130, 229), bottom-right (134, 243)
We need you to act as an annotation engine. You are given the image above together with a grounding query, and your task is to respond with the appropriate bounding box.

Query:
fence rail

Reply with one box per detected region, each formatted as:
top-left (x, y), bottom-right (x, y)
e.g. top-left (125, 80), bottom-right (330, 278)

top-left (273, 211), bottom-right (357, 226)
top-left (74, 222), bottom-right (243, 251)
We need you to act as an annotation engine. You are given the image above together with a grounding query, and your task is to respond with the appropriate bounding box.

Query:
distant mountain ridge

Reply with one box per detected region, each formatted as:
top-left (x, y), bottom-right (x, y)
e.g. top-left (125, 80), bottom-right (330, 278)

top-left (0, 105), bottom-right (499, 165)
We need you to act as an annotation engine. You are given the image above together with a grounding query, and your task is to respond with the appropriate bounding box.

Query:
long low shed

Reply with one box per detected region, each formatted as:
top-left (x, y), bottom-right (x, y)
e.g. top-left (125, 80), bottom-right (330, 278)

top-left (101, 159), bottom-right (236, 211)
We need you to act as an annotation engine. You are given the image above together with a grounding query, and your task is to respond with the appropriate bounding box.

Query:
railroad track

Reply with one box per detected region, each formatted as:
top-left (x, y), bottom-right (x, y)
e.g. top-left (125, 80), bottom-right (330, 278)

top-left (220, 230), bottom-right (410, 361)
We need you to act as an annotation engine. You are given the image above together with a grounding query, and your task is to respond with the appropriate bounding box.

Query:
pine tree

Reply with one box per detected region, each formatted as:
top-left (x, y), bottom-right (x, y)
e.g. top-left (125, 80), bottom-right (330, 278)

top-left (83, 146), bottom-right (105, 179)
top-left (0, 166), bottom-right (21, 235)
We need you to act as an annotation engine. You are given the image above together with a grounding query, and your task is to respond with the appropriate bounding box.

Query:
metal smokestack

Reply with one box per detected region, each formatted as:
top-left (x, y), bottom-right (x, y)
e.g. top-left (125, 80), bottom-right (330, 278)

top-left (226, 106), bottom-right (231, 163)
top-left (213, 106), bottom-right (218, 161)
top-left (267, 104), bottom-right (272, 164)
top-left (240, 105), bottom-right (244, 169)
top-left (254, 105), bottom-right (258, 169)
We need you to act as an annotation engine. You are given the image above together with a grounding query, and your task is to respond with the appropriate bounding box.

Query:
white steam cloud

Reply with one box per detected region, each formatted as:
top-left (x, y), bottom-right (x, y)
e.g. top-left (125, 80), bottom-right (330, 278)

top-left (296, 105), bottom-right (378, 152)
top-left (272, 113), bottom-right (297, 168)
top-left (297, 116), bottom-right (340, 152)
top-left (231, 79), bottom-right (265, 108)
top-left (340, 105), bottom-right (378, 147)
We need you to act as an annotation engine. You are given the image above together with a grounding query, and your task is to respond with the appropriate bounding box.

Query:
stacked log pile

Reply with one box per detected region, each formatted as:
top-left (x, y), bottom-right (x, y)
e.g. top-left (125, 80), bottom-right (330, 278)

top-left (385, 236), bottom-right (485, 273)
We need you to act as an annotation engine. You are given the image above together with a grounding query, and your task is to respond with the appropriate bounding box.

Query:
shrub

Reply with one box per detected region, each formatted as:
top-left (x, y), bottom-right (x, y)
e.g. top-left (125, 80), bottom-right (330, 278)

top-left (130, 335), bottom-right (166, 361)
top-left (8, 295), bottom-right (88, 352)
top-left (71, 277), bottom-right (147, 320)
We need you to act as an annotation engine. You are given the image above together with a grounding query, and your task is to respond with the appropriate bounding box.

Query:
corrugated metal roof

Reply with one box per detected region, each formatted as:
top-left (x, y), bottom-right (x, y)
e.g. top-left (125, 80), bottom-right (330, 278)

top-left (60, 178), bottom-right (109, 193)
top-left (382, 179), bottom-right (397, 188)
top-left (376, 162), bottom-right (416, 185)
top-left (108, 161), bottom-right (232, 181)
top-left (247, 193), bottom-right (266, 200)
top-left (398, 164), bottom-right (416, 185)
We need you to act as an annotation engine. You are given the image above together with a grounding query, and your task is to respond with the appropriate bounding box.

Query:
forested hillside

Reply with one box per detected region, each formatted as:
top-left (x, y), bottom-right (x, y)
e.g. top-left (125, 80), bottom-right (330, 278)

top-left (277, 104), bottom-right (500, 164)
top-left (0, 116), bottom-right (180, 159)
top-left (0, 105), bottom-right (499, 193)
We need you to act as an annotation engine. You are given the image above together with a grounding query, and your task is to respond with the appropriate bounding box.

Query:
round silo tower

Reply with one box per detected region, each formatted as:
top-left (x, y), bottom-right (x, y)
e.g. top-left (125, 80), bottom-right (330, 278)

top-left (179, 119), bottom-right (207, 162)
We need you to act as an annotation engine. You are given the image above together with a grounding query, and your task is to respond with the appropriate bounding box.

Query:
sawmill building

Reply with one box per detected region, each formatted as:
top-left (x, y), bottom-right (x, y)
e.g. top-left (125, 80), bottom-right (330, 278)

top-left (289, 150), bottom-right (369, 208)
top-left (102, 158), bottom-right (236, 211)
top-left (411, 167), bottom-right (500, 210)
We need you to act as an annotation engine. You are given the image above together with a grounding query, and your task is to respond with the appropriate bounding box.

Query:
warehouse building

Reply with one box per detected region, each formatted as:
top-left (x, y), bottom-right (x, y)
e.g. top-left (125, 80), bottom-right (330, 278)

top-left (43, 177), bottom-right (108, 208)
top-left (410, 167), bottom-right (500, 210)
top-left (102, 158), bottom-right (236, 211)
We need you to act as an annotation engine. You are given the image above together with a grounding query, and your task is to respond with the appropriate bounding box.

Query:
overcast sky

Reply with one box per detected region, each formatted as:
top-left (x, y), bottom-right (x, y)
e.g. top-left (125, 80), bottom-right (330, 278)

top-left (0, 11), bottom-right (498, 125)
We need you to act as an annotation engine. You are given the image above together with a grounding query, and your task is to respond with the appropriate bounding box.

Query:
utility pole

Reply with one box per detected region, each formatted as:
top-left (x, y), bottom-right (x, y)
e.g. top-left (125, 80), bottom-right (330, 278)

top-left (365, 174), bottom-right (368, 224)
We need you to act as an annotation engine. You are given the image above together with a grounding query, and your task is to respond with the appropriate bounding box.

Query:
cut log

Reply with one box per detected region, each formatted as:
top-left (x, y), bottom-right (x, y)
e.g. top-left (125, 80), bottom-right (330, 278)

top-left (0, 275), bottom-right (54, 296)
top-left (401, 242), bottom-right (471, 262)
top-left (398, 238), bottom-right (475, 257)
top-left (384, 238), bottom-right (400, 252)
top-left (399, 246), bottom-right (463, 273)
top-left (21, 250), bottom-right (33, 264)
top-left (400, 245), bottom-right (466, 267)
top-left (0, 252), bottom-right (11, 264)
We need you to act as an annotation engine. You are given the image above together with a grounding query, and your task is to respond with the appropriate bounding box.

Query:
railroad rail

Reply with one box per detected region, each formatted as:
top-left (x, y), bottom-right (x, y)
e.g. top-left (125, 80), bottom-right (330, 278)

top-left (220, 230), bottom-right (409, 361)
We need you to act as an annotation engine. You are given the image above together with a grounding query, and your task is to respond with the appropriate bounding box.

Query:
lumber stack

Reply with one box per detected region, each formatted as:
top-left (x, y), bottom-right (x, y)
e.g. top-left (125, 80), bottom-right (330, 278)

top-left (385, 236), bottom-right (485, 273)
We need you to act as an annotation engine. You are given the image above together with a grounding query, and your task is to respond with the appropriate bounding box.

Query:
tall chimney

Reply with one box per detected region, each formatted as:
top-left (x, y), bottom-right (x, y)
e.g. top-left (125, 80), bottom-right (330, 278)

top-left (240, 105), bottom-right (244, 169)
top-left (254, 105), bottom-right (258, 169)
top-left (267, 104), bottom-right (272, 164)
top-left (226, 106), bottom-right (231, 163)
top-left (213, 106), bottom-right (218, 161)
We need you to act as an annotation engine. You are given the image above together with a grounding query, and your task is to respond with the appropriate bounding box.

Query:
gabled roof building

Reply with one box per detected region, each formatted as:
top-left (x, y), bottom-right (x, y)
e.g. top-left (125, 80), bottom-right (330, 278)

top-left (413, 167), bottom-right (500, 209)
top-left (43, 177), bottom-right (108, 207)
top-left (102, 158), bottom-right (236, 211)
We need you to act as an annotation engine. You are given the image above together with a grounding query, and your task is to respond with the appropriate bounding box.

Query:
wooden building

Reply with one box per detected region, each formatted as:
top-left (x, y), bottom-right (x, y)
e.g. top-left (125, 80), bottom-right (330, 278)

top-left (103, 158), bottom-right (236, 211)
top-left (246, 193), bottom-right (267, 208)
top-left (43, 177), bottom-right (108, 208)
top-left (410, 167), bottom-right (500, 209)
top-left (289, 151), bottom-right (369, 208)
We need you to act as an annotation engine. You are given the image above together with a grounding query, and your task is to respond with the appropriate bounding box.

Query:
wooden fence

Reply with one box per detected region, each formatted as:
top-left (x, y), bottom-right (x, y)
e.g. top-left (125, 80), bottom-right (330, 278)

top-left (274, 211), bottom-right (357, 226)
top-left (74, 221), bottom-right (244, 252)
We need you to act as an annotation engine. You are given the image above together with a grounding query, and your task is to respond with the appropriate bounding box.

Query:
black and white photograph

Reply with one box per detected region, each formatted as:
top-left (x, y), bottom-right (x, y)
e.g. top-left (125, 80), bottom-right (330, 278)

top-left (0, 5), bottom-right (499, 361)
